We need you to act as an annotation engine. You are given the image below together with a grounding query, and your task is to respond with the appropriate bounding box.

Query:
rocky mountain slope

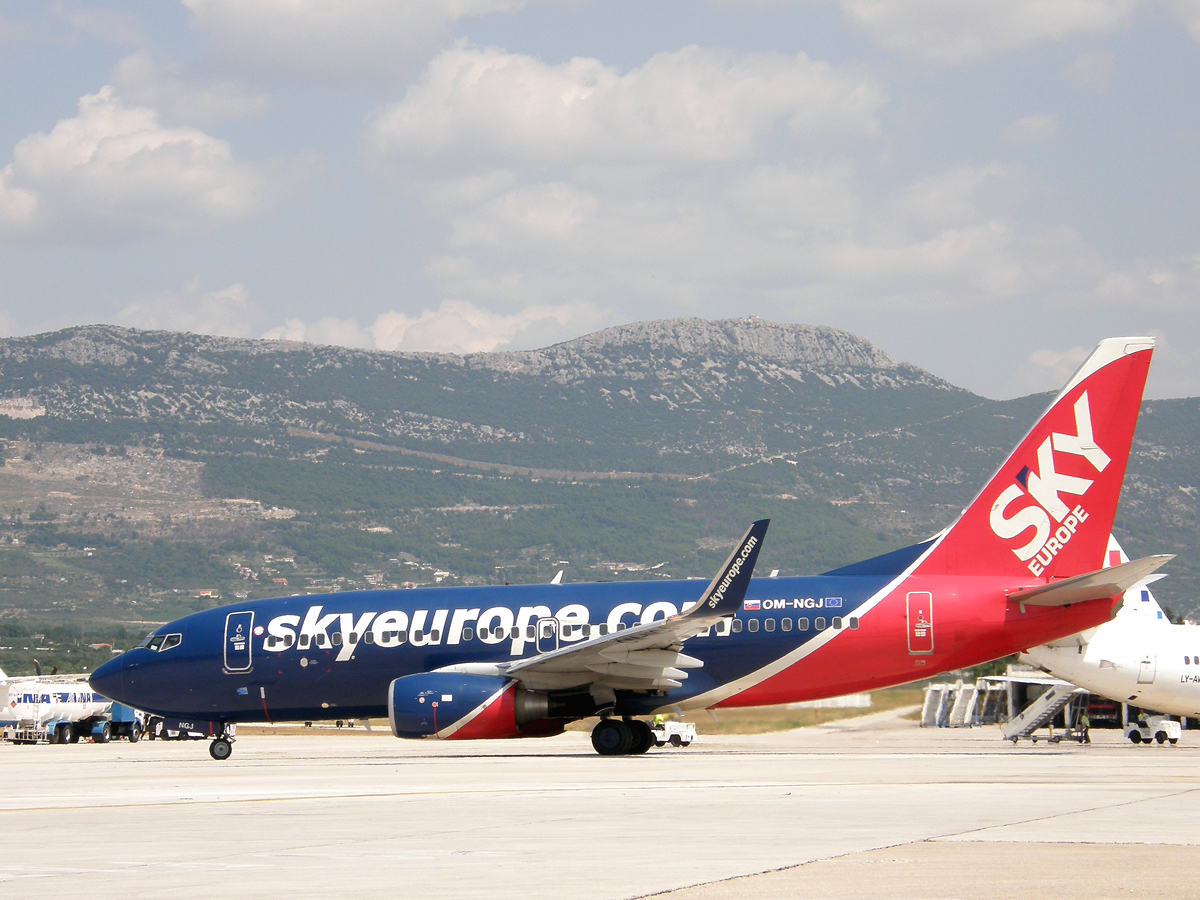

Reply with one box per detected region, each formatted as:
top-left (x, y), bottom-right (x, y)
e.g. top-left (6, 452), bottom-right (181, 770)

top-left (0, 318), bottom-right (1196, 634)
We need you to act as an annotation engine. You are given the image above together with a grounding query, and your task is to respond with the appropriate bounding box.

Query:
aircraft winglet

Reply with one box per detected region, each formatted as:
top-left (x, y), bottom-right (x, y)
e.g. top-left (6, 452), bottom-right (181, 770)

top-left (1007, 555), bottom-right (1174, 607)
top-left (686, 519), bottom-right (769, 623)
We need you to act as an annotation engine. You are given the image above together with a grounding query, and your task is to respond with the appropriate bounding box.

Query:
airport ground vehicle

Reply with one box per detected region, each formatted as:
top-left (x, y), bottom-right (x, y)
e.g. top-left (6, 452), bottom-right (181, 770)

top-left (1126, 715), bottom-right (1181, 745)
top-left (91, 338), bottom-right (1166, 759)
top-left (651, 721), bottom-right (696, 747)
top-left (1, 674), bottom-right (143, 745)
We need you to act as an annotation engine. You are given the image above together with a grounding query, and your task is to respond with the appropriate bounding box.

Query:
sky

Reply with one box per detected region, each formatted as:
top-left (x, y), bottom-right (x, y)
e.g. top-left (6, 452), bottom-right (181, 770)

top-left (0, 1), bottom-right (1198, 399)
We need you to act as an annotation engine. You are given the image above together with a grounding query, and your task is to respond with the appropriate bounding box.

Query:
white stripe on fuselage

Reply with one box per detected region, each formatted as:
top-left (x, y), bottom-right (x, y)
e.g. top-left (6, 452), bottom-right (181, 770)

top-left (675, 533), bottom-right (945, 711)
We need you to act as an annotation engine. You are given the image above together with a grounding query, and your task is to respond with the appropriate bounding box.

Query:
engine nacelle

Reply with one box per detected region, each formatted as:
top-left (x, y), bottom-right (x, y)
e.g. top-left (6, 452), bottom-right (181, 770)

top-left (388, 673), bottom-right (561, 740)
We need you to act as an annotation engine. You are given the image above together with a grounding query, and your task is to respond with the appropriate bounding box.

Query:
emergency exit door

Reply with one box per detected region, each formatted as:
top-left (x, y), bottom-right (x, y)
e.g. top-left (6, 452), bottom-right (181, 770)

top-left (906, 592), bottom-right (934, 654)
top-left (224, 611), bottom-right (254, 673)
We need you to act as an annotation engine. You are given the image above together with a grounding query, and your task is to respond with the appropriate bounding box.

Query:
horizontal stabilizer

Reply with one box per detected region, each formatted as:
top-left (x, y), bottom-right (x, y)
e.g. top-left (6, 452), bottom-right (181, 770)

top-left (1007, 555), bottom-right (1173, 607)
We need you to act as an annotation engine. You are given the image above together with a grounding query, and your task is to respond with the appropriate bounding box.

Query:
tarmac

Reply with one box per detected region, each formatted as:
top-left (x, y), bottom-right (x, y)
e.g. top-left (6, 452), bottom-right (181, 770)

top-left (2, 708), bottom-right (1198, 899)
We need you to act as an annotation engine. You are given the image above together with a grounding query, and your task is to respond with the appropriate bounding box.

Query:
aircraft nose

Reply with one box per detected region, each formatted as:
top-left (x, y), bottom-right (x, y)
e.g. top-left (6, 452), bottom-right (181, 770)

top-left (89, 655), bottom-right (132, 704)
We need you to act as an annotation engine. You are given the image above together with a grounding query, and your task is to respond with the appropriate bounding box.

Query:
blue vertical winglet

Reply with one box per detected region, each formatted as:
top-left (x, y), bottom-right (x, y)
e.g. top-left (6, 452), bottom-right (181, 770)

top-left (689, 519), bottom-right (769, 621)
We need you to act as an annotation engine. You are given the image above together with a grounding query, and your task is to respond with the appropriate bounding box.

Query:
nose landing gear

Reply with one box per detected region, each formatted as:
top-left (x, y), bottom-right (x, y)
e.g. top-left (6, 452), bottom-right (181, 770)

top-left (209, 726), bottom-right (236, 761)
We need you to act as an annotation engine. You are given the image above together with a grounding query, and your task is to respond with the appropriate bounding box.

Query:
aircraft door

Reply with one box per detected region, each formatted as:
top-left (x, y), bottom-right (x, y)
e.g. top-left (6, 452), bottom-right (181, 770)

top-left (906, 592), bottom-right (934, 654)
top-left (536, 617), bottom-right (559, 654)
top-left (1137, 653), bottom-right (1156, 684)
top-left (224, 611), bottom-right (254, 673)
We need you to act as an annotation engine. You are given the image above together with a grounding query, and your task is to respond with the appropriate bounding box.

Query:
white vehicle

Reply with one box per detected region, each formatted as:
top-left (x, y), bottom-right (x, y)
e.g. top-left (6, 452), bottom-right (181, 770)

top-left (1022, 536), bottom-right (1200, 733)
top-left (1, 667), bottom-right (142, 744)
top-left (651, 721), bottom-right (696, 747)
top-left (1125, 715), bottom-right (1181, 745)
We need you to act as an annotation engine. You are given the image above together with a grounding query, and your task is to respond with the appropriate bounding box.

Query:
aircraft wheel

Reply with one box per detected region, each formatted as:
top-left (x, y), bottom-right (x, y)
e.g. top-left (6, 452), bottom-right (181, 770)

top-left (591, 719), bottom-right (632, 756)
top-left (56, 724), bottom-right (73, 744)
top-left (209, 738), bottom-right (233, 761)
top-left (627, 720), bottom-right (654, 754)
top-left (1156, 732), bottom-right (1168, 744)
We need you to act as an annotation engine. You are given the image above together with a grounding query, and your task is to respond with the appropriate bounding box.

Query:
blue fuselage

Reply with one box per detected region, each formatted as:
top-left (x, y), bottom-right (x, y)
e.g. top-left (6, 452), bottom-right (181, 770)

top-left (91, 573), bottom-right (889, 723)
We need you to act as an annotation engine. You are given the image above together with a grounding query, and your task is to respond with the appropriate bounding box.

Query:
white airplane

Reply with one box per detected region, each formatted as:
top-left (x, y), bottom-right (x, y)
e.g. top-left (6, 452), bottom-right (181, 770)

top-left (1022, 536), bottom-right (1200, 722)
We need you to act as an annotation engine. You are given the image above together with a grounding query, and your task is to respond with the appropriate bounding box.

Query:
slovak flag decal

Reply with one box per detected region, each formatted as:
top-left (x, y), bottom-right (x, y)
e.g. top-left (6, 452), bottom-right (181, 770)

top-left (743, 599), bottom-right (760, 611)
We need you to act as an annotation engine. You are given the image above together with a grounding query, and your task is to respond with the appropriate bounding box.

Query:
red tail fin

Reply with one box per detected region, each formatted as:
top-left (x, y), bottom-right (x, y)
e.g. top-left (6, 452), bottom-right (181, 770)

top-left (917, 338), bottom-right (1153, 580)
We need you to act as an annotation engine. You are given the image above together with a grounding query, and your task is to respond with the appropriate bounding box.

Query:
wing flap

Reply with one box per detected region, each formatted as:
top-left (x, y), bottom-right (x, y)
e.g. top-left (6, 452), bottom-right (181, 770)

top-left (504, 519), bottom-right (769, 694)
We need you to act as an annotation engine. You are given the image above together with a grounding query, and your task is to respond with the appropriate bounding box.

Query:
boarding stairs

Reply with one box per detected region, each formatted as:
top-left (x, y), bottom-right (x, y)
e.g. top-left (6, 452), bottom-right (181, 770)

top-left (1000, 682), bottom-right (1086, 741)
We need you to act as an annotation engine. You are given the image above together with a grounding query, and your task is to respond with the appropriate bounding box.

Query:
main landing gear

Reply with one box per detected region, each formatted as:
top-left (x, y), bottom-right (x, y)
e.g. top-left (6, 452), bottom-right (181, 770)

top-left (591, 718), bottom-right (654, 756)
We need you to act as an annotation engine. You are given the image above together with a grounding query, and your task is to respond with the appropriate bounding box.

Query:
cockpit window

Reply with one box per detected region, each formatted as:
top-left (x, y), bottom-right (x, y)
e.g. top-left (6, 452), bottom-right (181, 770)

top-left (147, 635), bottom-right (165, 652)
top-left (136, 633), bottom-right (155, 649)
top-left (160, 634), bottom-right (182, 652)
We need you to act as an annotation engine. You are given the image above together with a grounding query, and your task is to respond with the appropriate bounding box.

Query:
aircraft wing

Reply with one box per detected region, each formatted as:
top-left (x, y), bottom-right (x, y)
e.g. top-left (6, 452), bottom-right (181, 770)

top-left (450, 520), bottom-right (768, 696)
top-left (1007, 555), bottom-right (1174, 607)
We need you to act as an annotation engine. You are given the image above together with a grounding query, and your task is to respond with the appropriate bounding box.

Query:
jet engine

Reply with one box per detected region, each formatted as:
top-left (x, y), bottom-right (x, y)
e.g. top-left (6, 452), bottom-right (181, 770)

top-left (388, 673), bottom-right (561, 740)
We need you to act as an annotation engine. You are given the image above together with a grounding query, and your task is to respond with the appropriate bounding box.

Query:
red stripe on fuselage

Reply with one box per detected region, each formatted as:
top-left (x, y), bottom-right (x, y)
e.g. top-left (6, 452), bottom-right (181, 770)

top-left (717, 575), bottom-right (1118, 708)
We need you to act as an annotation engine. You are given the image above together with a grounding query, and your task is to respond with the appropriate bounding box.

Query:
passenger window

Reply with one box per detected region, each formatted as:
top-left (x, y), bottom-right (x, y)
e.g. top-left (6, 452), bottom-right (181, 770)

top-left (349, 633), bottom-right (358, 644)
top-left (364, 633), bottom-right (374, 645)
top-left (798, 618), bottom-right (809, 632)
top-left (833, 617), bottom-right (842, 630)
top-left (748, 619), bottom-right (760, 633)
top-left (510, 627), bottom-right (519, 639)
top-left (815, 617), bottom-right (826, 630)
top-left (849, 617), bottom-right (859, 630)
top-left (396, 631), bottom-right (407, 644)
top-left (617, 622), bottom-right (626, 631)
top-left (599, 624), bottom-right (608, 635)
top-left (147, 636), bottom-right (165, 651)
top-left (526, 626), bottom-right (536, 638)
top-left (781, 618), bottom-right (792, 632)
top-left (543, 625), bottom-right (554, 638)
top-left (462, 627), bottom-right (474, 641)
top-left (412, 629), bottom-right (423, 641)
top-left (160, 634), bottom-right (182, 651)
top-left (316, 634), bottom-right (327, 647)
top-left (1187, 656), bottom-right (1191, 665)
top-left (331, 633), bottom-right (343, 646)
top-left (732, 619), bottom-right (743, 633)
top-left (284, 634), bottom-right (295, 648)
top-left (764, 618), bottom-right (776, 632)
top-left (299, 635), bottom-right (310, 649)
top-left (430, 630), bottom-right (440, 642)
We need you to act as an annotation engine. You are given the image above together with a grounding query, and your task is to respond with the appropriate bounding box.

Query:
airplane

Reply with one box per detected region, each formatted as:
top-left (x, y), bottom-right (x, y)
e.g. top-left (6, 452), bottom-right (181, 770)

top-left (1023, 536), bottom-right (1200, 724)
top-left (91, 336), bottom-right (1169, 760)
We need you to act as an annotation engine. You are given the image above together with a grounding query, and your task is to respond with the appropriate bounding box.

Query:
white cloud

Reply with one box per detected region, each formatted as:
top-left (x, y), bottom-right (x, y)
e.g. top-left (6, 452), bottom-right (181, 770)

top-left (1002, 113), bottom-right (1058, 144)
top-left (367, 47), bottom-right (1091, 322)
top-left (1167, 0), bottom-right (1200, 41)
top-left (370, 300), bottom-right (586, 353)
top-left (831, 0), bottom-right (1138, 65)
top-left (263, 300), bottom-right (590, 354)
top-left (262, 316), bottom-right (374, 348)
top-left (183, 0), bottom-right (529, 85)
top-left (111, 52), bottom-right (269, 127)
top-left (0, 86), bottom-right (291, 241)
top-left (117, 281), bottom-right (260, 337)
top-left (1064, 49), bottom-right (1117, 87)
top-left (369, 43), bottom-right (885, 174)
